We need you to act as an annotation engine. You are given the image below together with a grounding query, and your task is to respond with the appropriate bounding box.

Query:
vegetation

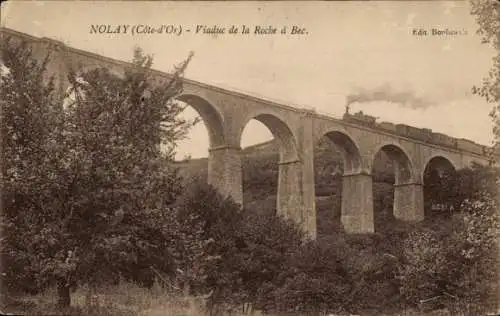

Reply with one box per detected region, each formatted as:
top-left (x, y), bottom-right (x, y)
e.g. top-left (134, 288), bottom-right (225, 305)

top-left (1, 11), bottom-right (499, 315)
top-left (1, 37), bottom-right (196, 307)
top-left (470, 0), bottom-right (500, 157)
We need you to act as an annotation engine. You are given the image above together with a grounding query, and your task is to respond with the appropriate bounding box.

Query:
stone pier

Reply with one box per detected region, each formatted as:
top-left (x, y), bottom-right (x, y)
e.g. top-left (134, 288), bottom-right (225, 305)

top-left (208, 145), bottom-right (243, 205)
top-left (393, 182), bottom-right (424, 222)
top-left (341, 172), bottom-right (374, 234)
top-left (277, 160), bottom-right (304, 225)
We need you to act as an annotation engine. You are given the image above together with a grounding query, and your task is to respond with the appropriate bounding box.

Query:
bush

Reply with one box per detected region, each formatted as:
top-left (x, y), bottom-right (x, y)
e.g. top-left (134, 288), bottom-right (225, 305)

top-left (399, 192), bottom-right (499, 311)
top-left (269, 238), bottom-right (351, 315)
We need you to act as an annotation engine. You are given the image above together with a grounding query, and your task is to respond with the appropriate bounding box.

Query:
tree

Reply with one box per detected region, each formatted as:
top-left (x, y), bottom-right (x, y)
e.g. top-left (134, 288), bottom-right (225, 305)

top-left (399, 166), bottom-right (499, 313)
top-left (1, 38), bottom-right (62, 296)
top-left (470, 0), bottom-right (500, 152)
top-left (470, 3), bottom-right (500, 311)
top-left (234, 205), bottom-right (305, 313)
top-left (1, 37), bottom-right (196, 307)
top-left (172, 180), bottom-right (242, 296)
top-left (172, 180), bottom-right (309, 315)
top-left (455, 191), bottom-right (499, 311)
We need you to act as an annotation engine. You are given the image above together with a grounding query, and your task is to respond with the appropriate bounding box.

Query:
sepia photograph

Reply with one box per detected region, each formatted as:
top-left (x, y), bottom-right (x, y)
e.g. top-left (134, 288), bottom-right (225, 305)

top-left (0, 1), bottom-right (499, 315)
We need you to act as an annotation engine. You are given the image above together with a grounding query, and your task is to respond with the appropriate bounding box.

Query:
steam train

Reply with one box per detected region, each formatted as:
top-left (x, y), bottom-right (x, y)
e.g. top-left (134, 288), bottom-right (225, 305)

top-left (342, 111), bottom-right (487, 156)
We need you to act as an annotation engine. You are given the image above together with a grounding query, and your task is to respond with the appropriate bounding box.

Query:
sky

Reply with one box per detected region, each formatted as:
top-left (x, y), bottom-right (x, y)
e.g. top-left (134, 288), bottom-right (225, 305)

top-left (1, 1), bottom-right (497, 159)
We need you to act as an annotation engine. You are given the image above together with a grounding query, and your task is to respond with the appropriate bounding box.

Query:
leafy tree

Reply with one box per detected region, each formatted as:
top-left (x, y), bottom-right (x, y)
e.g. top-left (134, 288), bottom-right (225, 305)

top-left (1, 37), bottom-right (195, 307)
top-left (454, 163), bottom-right (499, 202)
top-left (235, 206), bottom-right (305, 312)
top-left (1, 38), bottom-right (61, 296)
top-left (399, 167), bottom-right (499, 312)
top-left (172, 179), bottom-right (244, 302)
top-left (470, 0), bottom-right (500, 152)
top-left (455, 191), bottom-right (499, 310)
top-left (469, 3), bottom-right (500, 311)
top-left (174, 181), bottom-right (308, 314)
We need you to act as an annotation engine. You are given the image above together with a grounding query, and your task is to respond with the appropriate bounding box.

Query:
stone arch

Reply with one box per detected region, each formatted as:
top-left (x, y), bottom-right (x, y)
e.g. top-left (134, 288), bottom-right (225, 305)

top-left (372, 143), bottom-right (415, 184)
top-left (315, 130), bottom-right (362, 175)
top-left (422, 155), bottom-right (458, 218)
top-left (313, 129), bottom-right (363, 236)
top-left (372, 143), bottom-right (422, 227)
top-left (238, 111), bottom-right (302, 224)
top-left (422, 155), bottom-right (457, 183)
top-left (238, 112), bottom-right (299, 163)
top-left (424, 155), bottom-right (457, 171)
top-left (176, 94), bottom-right (225, 148)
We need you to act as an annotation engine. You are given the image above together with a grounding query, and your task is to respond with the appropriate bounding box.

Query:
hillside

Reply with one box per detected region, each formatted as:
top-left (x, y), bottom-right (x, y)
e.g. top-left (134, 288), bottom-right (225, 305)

top-left (175, 137), bottom-right (397, 236)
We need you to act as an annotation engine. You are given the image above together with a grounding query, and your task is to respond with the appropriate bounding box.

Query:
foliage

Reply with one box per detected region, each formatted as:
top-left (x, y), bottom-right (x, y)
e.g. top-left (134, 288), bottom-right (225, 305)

top-left (234, 205), bottom-right (305, 312)
top-left (3, 11), bottom-right (500, 313)
top-left (175, 137), bottom-right (500, 314)
top-left (242, 153), bottom-right (279, 202)
top-left (399, 180), bottom-right (499, 311)
top-left (470, 0), bottom-right (500, 152)
top-left (175, 181), bottom-right (307, 314)
top-left (1, 37), bottom-right (61, 295)
top-left (265, 238), bottom-right (351, 315)
top-left (172, 179), bottom-right (244, 301)
top-left (424, 162), bottom-right (499, 217)
top-left (399, 226), bottom-right (451, 305)
top-left (1, 38), bottom-right (195, 306)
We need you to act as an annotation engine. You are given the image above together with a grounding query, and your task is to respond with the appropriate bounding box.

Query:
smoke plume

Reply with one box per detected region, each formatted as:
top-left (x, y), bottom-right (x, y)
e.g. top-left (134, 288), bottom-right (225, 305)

top-left (346, 84), bottom-right (434, 109)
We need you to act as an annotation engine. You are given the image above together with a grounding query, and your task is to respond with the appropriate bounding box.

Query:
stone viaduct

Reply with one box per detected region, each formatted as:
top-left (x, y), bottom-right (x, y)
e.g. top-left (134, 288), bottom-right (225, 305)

top-left (1, 27), bottom-right (494, 239)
